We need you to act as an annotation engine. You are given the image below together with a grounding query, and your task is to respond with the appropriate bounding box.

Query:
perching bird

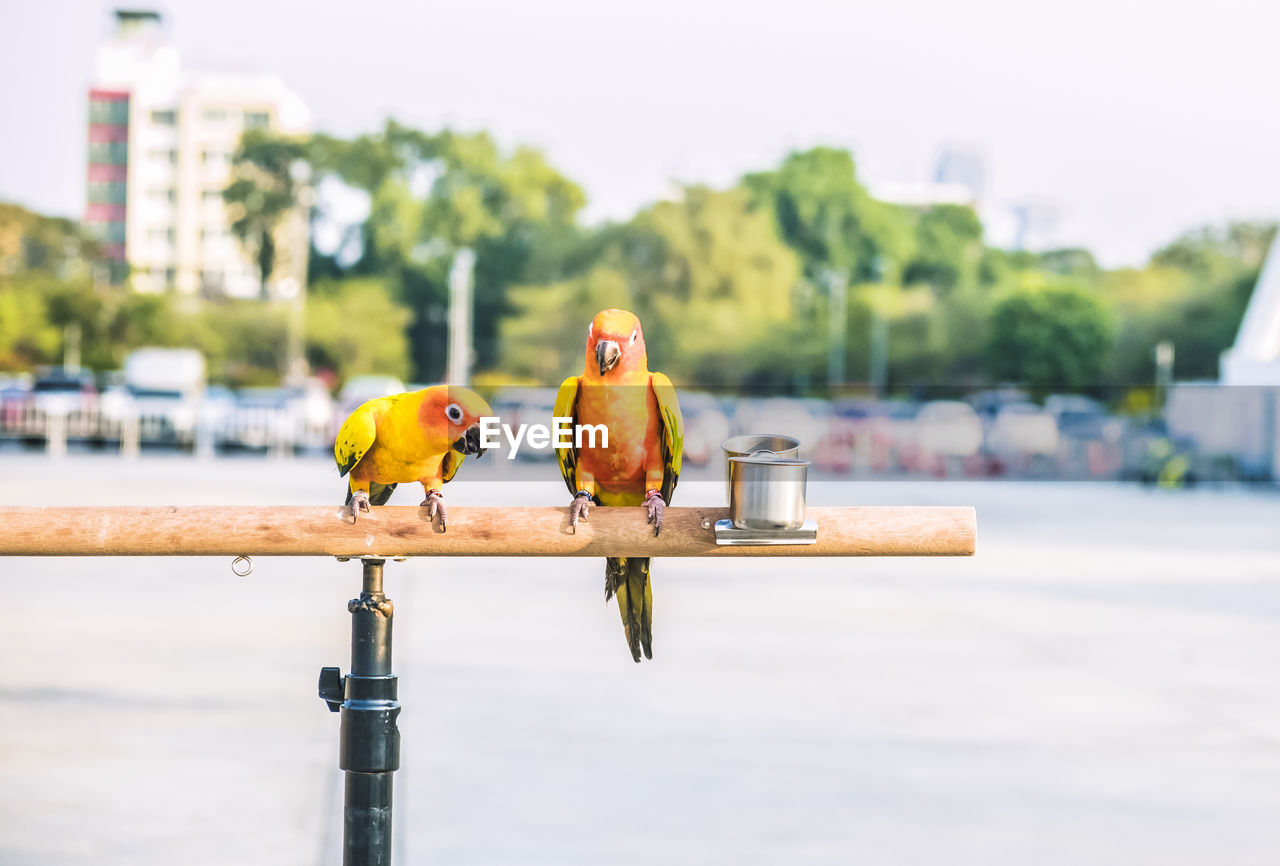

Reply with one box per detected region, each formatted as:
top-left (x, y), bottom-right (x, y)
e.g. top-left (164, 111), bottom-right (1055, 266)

top-left (555, 309), bottom-right (683, 662)
top-left (335, 385), bottom-right (492, 530)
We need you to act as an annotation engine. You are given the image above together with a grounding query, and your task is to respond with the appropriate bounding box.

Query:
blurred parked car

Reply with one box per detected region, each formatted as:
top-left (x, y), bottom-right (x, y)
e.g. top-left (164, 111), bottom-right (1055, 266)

top-left (1045, 395), bottom-right (1121, 441)
top-left (97, 382), bottom-right (134, 436)
top-left (680, 391), bottom-right (732, 466)
top-left (876, 401), bottom-right (922, 471)
top-left (123, 348), bottom-right (206, 447)
top-left (819, 399), bottom-right (921, 474)
top-left (226, 388), bottom-right (297, 452)
top-left (0, 373), bottom-right (32, 430)
top-left (817, 399), bottom-right (876, 473)
top-left (968, 387), bottom-right (1031, 422)
top-left (196, 385), bottom-right (237, 446)
top-left (30, 368), bottom-right (97, 417)
top-left (732, 397), bottom-right (827, 456)
top-left (338, 375), bottom-right (405, 419)
top-left (986, 403), bottom-right (1059, 473)
top-left (490, 386), bottom-right (559, 460)
top-left (289, 378), bottom-right (337, 450)
top-left (1044, 394), bottom-right (1103, 419)
top-left (915, 400), bottom-right (984, 473)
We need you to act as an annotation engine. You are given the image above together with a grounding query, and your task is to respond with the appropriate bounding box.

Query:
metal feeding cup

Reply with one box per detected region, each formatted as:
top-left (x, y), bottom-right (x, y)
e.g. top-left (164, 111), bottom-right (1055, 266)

top-left (716, 435), bottom-right (817, 546)
top-left (721, 434), bottom-right (801, 504)
top-left (728, 454), bottom-right (810, 529)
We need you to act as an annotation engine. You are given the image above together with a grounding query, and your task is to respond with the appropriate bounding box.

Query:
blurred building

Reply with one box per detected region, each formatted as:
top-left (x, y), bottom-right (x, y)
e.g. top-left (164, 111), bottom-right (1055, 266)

top-left (871, 180), bottom-right (976, 209)
top-left (85, 9), bottom-right (310, 297)
top-left (933, 147), bottom-right (987, 202)
top-left (1221, 236), bottom-right (1280, 385)
top-left (1009, 198), bottom-right (1064, 252)
top-left (871, 147), bottom-right (986, 210)
top-left (1164, 236), bottom-right (1280, 481)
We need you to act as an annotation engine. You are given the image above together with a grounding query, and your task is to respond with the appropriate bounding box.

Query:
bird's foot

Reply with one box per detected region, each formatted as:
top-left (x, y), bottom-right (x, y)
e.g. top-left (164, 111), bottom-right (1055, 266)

top-left (421, 489), bottom-right (447, 532)
top-left (568, 490), bottom-right (592, 534)
top-left (643, 489), bottom-right (664, 536)
top-left (348, 490), bottom-right (371, 522)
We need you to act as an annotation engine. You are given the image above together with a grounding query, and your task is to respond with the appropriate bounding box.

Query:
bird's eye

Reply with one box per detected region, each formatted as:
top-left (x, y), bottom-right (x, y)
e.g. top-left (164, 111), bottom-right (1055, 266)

top-left (445, 403), bottom-right (464, 424)
top-left (629, 329), bottom-right (638, 345)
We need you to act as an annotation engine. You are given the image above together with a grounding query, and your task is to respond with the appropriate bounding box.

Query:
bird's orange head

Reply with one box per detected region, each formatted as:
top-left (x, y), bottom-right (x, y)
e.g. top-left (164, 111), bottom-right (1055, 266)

top-left (416, 385), bottom-right (493, 455)
top-left (585, 308), bottom-right (648, 379)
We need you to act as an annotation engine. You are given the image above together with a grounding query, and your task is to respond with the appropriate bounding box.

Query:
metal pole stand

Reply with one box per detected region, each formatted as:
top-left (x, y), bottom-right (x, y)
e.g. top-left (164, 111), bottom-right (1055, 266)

top-left (319, 558), bottom-right (401, 866)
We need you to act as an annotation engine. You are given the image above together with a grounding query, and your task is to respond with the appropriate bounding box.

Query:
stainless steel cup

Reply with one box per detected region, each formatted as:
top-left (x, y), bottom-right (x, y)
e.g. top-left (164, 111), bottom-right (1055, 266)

top-left (721, 434), bottom-right (801, 503)
top-left (728, 455), bottom-right (809, 530)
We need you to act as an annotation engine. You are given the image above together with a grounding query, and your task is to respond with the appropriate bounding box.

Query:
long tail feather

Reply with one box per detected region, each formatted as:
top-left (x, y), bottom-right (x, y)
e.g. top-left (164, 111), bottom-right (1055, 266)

top-left (606, 557), bottom-right (651, 663)
top-left (605, 557), bottom-right (625, 602)
top-left (638, 558), bottom-right (653, 660)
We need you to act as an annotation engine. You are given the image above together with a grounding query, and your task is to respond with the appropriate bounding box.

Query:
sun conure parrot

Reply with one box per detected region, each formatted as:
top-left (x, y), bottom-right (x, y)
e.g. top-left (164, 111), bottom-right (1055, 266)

top-left (335, 385), bottom-right (492, 531)
top-left (555, 309), bottom-right (683, 663)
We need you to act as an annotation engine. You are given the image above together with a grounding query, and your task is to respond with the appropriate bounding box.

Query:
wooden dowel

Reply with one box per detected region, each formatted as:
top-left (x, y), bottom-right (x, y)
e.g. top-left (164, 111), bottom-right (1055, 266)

top-left (0, 505), bottom-right (975, 558)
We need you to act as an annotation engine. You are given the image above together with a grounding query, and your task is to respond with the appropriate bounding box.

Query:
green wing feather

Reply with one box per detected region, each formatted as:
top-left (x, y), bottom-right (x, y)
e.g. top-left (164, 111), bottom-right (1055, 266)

top-left (367, 481), bottom-right (397, 506)
top-left (649, 372), bottom-right (684, 504)
top-left (553, 376), bottom-right (581, 497)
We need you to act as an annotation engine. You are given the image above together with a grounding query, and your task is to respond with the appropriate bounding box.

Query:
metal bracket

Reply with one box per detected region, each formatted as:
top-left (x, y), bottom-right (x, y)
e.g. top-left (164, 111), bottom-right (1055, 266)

top-left (713, 518), bottom-right (819, 546)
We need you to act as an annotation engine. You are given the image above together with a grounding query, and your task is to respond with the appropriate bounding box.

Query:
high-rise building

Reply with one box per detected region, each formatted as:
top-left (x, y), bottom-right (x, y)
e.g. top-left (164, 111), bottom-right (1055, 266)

top-left (84, 9), bottom-right (310, 297)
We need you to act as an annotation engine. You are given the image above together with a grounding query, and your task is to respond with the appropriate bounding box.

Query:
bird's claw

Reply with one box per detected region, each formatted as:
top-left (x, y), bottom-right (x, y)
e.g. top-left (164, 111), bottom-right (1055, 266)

top-left (644, 489), bottom-right (664, 536)
top-left (348, 490), bottom-right (371, 522)
top-left (422, 489), bottom-right (447, 532)
top-left (568, 492), bottom-right (592, 534)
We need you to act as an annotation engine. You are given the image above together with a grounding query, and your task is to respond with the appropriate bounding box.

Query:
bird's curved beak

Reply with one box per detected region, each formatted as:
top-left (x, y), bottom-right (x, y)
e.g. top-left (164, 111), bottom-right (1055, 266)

top-left (596, 340), bottom-right (620, 376)
top-left (453, 423), bottom-right (485, 456)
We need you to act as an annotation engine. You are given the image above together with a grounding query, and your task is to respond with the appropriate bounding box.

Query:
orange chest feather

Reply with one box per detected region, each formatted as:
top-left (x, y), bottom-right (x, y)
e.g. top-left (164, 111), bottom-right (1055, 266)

top-left (575, 379), bottom-right (659, 490)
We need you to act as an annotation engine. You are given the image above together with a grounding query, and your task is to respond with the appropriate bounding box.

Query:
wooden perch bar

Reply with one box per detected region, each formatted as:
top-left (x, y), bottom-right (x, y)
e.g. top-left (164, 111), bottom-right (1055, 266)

top-left (0, 505), bottom-right (975, 558)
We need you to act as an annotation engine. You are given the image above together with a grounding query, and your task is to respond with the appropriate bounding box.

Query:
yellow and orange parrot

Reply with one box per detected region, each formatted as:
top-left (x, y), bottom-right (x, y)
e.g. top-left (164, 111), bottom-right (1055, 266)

top-left (335, 385), bottom-right (492, 530)
top-left (555, 309), bottom-right (683, 662)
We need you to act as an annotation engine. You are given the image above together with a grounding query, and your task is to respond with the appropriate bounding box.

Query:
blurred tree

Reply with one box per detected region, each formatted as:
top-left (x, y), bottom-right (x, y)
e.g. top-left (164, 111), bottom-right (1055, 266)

top-left (502, 186), bottom-right (801, 387)
top-left (986, 282), bottom-right (1113, 394)
top-left (312, 122), bottom-right (587, 381)
top-left (1103, 221), bottom-right (1275, 382)
top-left (1036, 247), bottom-right (1101, 278)
top-left (0, 278), bottom-right (62, 369)
top-left (224, 131), bottom-right (311, 298)
top-left (742, 147), bottom-right (914, 282)
top-left (305, 277), bottom-right (412, 382)
top-left (1151, 221), bottom-right (1276, 278)
top-left (502, 266), bottom-right (632, 383)
top-left (901, 205), bottom-right (983, 293)
top-left (0, 204), bottom-right (102, 370)
top-left (188, 301), bottom-right (290, 386)
top-left (0, 202), bottom-right (99, 279)
top-left (936, 286), bottom-right (992, 382)
top-left (623, 185), bottom-right (801, 384)
top-left (976, 246), bottom-right (1040, 290)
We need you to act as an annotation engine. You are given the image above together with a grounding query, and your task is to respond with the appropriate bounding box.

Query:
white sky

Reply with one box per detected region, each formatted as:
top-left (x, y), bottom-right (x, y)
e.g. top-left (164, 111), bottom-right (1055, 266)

top-left (2, 0), bottom-right (1278, 266)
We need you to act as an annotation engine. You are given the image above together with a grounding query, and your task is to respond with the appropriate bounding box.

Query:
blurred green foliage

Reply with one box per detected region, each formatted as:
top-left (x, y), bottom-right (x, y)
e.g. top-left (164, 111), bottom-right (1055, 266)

top-left (986, 281), bottom-right (1114, 395)
top-left (306, 277), bottom-right (412, 382)
top-left (0, 127), bottom-right (1274, 397)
